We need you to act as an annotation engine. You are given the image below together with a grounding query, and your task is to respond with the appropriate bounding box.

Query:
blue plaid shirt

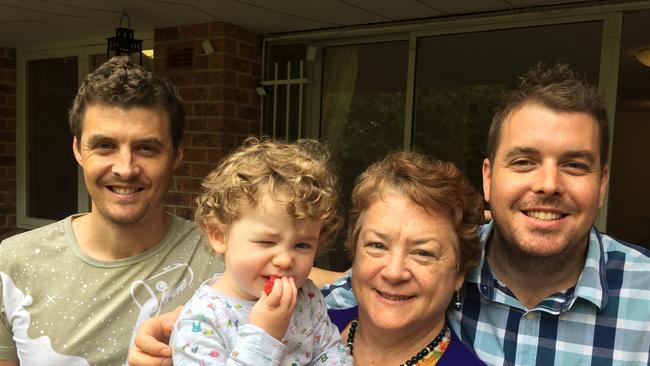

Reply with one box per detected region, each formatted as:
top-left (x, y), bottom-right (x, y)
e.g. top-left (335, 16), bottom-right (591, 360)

top-left (323, 223), bottom-right (650, 366)
top-left (450, 222), bottom-right (650, 366)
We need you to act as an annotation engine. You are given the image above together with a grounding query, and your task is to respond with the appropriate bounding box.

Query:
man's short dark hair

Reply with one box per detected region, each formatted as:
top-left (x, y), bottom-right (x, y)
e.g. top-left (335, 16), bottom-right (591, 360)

top-left (68, 56), bottom-right (185, 151)
top-left (487, 63), bottom-right (609, 169)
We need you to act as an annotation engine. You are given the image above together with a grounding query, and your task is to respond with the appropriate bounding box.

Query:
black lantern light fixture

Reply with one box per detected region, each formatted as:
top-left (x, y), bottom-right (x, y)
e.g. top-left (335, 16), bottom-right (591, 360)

top-left (107, 11), bottom-right (143, 64)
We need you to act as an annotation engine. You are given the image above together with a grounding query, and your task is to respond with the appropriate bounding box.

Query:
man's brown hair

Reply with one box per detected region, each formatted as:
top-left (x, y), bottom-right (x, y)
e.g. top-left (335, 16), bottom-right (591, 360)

top-left (69, 56), bottom-right (185, 152)
top-left (487, 63), bottom-right (608, 169)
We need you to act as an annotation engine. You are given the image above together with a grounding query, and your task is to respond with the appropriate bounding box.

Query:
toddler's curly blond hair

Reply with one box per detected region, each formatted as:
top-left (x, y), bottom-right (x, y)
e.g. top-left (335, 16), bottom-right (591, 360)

top-left (195, 137), bottom-right (342, 253)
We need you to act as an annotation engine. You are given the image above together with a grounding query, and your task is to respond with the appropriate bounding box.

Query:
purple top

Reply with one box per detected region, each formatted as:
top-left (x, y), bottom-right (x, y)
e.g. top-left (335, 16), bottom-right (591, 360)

top-left (328, 306), bottom-right (485, 365)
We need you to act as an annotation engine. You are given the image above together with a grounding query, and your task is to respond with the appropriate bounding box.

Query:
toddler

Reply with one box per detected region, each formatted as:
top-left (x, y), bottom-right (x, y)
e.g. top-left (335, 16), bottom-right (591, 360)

top-left (170, 138), bottom-right (352, 365)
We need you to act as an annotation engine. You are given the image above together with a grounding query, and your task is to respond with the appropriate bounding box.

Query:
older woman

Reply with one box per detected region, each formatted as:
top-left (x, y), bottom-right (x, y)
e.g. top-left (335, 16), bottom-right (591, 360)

top-left (128, 151), bottom-right (485, 365)
top-left (321, 151), bottom-right (484, 365)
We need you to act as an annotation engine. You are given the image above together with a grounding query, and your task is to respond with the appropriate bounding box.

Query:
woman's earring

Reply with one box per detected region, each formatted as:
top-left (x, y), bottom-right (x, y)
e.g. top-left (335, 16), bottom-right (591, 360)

top-left (454, 290), bottom-right (462, 311)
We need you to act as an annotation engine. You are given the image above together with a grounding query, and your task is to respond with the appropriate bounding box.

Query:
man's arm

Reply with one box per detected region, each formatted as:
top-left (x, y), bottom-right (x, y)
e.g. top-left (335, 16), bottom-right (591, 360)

top-left (484, 210), bottom-right (492, 222)
top-left (310, 267), bottom-right (346, 288)
top-left (0, 360), bottom-right (19, 366)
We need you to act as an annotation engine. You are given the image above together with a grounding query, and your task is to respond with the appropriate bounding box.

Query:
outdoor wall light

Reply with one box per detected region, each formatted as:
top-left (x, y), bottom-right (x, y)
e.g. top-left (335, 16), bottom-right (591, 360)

top-left (202, 39), bottom-right (215, 55)
top-left (107, 11), bottom-right (143, 64)
top-left (255, 84), bottom-right (267, 96)
top-left (634, 47), bottom-right (650, 67)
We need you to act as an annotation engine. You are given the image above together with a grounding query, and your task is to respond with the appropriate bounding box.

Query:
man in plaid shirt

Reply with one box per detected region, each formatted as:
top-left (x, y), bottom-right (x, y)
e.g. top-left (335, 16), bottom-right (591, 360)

top-left (446, 63), bottom-right (650, 365)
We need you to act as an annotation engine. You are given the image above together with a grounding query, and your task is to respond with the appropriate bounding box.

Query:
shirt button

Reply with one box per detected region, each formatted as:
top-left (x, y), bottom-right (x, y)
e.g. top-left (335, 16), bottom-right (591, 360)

top-left (525, 313), bottom-right (535, 320)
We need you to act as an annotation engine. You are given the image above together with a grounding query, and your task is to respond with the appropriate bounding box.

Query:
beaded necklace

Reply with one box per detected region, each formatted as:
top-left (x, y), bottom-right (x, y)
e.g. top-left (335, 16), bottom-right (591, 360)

top-left (345, 317), bottom-right (450, 366)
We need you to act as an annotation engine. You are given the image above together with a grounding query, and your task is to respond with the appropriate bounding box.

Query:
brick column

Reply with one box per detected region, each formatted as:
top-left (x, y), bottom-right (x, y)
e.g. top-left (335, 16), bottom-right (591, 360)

top-left (0, 47), bottom-right (16, 235)
top-left (154, 22), bottom-right (262, 219)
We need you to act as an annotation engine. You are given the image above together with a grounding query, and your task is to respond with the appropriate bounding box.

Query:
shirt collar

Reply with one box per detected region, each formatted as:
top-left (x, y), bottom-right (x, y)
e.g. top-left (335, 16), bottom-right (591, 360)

top-left (573, 228), bottom-right (608, 310)
top-left (466, 221), bottom-right (608, 311)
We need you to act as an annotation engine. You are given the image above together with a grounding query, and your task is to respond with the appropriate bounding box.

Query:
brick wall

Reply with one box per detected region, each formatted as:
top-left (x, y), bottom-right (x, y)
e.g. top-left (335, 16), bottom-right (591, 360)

top-left (0, 47), bottom-right (16, 235)
top-left (154, 22), bottom-right (262, 219)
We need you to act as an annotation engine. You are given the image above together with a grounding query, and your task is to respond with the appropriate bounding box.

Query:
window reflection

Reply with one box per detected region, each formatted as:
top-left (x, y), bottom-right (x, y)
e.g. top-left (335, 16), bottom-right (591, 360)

top-left (320, 41), bottom-right (408, 269)
top-left (26, 57), bottom-right (78, 220)
top-left (413, 22), bottom-right (602, 190)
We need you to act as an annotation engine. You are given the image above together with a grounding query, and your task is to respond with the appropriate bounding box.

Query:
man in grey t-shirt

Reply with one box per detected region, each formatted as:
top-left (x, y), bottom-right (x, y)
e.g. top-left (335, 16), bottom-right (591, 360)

top-left (0, 57), bottom-right (223, 366)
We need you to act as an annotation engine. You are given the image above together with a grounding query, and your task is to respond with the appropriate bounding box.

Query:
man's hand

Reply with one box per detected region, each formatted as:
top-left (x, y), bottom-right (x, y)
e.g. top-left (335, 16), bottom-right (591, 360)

top-left (249, 276), bottom-right (297, 340)
top-left (126, 306), bottom-right (182, 366)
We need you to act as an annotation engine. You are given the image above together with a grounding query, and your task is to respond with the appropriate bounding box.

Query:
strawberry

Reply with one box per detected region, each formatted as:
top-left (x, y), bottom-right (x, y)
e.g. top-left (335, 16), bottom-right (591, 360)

top-left (264, 275), bottom-right (280, 295)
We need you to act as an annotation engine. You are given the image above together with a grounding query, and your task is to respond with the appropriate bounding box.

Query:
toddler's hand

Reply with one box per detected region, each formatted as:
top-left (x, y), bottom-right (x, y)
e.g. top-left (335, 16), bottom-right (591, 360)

top-left (249, 276), bottom-right (297, 340)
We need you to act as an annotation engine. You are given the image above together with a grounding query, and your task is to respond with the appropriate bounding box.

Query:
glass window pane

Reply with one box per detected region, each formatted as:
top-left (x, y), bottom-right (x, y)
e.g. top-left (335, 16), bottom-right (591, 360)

top-left (27, 57), bottom-right (78, 220)
top-left (607, 9), bottom-right (650, 248)
top-left (320, 41), bottom-right (408, 269)
top-left (262, 44), bottom-right (306, 140)
top-left (262, 83), bottom-right (302, 140)
top-left (413, 22), bottom-right (602, 190)
top-left (265, 44), bottom-right (306, 81)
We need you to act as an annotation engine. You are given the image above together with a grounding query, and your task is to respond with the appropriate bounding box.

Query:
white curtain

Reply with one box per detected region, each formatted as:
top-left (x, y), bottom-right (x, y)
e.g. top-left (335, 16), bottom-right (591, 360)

top-left (321, 46), bottom-right (360, 154)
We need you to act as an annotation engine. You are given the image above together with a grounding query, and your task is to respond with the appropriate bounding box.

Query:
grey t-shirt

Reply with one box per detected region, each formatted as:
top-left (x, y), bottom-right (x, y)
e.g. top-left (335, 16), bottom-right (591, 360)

top-left (0, 214), bottom-right (224, 365)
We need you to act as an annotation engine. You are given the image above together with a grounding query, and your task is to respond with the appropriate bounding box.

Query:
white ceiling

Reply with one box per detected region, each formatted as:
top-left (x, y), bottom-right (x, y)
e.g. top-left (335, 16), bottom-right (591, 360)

top-left (0, 0), bottom-right (604, 49)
